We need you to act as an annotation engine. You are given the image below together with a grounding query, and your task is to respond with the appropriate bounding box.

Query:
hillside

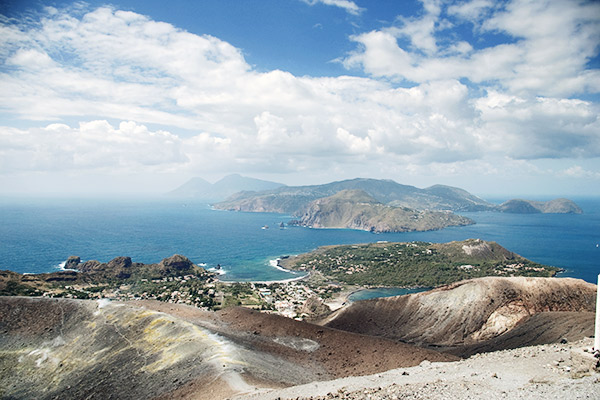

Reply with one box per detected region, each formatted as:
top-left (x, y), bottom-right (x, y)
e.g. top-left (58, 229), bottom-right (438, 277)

top-left (168, 174), bottom-right (284, 200)
top-left (323, 276), bottom-right (596, 354)
top-left (2, 275), bottom-right (597, 400)
top-left (0, 297), bottom-right (457, 400)
top-left (239, 337), bottom-right (599, 400)
top-left (499, 198), bottom-right (583, 214)
top-left (281, 239), bottom-right (561, 287)
top-left (213, 178), bottom-right (495, 215)
top-left (291, 189), bottom-right (474, 233)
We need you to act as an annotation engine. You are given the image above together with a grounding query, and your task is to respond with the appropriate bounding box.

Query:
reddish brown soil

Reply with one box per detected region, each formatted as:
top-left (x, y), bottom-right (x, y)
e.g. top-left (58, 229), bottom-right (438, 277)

top-left (136, 301), bottom-right (458, 380)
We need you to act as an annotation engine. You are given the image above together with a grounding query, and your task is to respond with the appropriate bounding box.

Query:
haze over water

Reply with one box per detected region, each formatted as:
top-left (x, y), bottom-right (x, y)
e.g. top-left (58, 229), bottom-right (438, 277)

top-left (1, 197), bottom-right (598, 284)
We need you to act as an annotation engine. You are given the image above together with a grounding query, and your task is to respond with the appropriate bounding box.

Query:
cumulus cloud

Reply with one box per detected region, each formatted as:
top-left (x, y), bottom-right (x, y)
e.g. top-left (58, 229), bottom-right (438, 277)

top-left (0, 3), bottom-right (598, 194)
top-left (559, 165), bottom-right (600, 179)
top-left (300, 0), bottom-right (363, 15)
top-left (0, 120), bottom-right (190, 173)
top-left (343, 0), bottom-right (600, 98)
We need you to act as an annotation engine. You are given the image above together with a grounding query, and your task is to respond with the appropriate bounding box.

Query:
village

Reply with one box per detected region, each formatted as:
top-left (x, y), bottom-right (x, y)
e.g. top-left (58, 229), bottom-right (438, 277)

top-left (41, 272), bottom-right (345, 321)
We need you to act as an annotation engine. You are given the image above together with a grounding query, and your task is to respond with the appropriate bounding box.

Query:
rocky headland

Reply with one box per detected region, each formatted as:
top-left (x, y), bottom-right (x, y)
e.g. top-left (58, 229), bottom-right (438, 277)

top-left (289, 189), bottom-right (474, 233)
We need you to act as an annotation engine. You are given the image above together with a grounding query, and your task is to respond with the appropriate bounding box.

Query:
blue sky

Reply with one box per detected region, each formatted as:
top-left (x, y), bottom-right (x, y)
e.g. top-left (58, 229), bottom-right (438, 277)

top-left (0, 0), bottom-right (599, 197)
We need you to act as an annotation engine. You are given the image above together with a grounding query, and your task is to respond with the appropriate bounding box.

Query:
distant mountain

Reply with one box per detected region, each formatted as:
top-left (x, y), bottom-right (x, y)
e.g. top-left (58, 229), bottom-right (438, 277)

top-left (213, 178), bottom-right (495, 215)
top-left (499, 198), bottom-right (583, 214)
top-left (168, 174), bottom-right (285, 200)
top-left (167, 177), bottom-right (213, 198)
top-left (291, 189), bottom-right (474, 233)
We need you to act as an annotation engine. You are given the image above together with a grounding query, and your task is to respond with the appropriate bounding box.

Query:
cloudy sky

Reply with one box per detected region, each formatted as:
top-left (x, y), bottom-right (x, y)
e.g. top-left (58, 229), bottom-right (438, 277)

top-left (1, 0), bottom-right (599, 198)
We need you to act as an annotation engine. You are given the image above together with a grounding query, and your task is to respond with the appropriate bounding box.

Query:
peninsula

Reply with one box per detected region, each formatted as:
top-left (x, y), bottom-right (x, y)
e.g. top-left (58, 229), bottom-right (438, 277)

top-left (280, 238), bottom-right (561, 287)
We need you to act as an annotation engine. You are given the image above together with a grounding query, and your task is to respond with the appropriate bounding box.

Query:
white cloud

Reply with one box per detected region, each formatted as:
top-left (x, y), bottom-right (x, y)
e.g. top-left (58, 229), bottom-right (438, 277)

top-left (559, 165), bottom-right (600, 179)
top-left (343, 0), bottom-right (600, 98)
top-left (301, 0), bottom-right (363, 15)
top-left (474, 94), bottom-right (600, 159)
top-left (0, 4), bottom-right (598, 195)
top-left (0, 121), bottom-right (188, 173)
top-left (448, 0), bottom-right (495, 22)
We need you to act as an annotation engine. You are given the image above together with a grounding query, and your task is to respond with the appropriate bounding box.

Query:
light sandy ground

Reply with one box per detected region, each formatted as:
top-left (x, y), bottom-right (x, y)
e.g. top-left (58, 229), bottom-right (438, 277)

top-left (234, 338), bottom-right (600, 400)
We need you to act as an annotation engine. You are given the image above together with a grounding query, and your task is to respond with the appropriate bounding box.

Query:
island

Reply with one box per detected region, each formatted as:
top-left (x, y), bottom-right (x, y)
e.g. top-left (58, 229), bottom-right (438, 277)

top-left (289, 189), bottom-right (474, 232)
top-left (213, 177), bottom-right (497, 215)
top-left (212, 178), bottom-right (583, 236)
top-left (499, 198), bottom-right (583, 214)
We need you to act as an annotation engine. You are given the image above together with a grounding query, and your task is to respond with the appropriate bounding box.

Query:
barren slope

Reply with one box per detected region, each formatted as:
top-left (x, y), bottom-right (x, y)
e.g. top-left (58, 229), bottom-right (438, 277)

top-left (0, 297), bottom-right (456, 400)
top-left (324, 277), bottom-right (596, 351)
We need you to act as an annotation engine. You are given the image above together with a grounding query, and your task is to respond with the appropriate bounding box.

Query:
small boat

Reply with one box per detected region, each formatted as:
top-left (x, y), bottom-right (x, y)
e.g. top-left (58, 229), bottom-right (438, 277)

top-left (262, 225), bottom-right (269, 230)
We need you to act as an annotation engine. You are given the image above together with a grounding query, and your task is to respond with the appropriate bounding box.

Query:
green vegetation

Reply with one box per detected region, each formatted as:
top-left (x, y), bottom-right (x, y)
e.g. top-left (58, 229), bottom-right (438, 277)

top-left (0, 280), bottom-right (43, 297)
top-left (284, 240), bottom-right (561, 287)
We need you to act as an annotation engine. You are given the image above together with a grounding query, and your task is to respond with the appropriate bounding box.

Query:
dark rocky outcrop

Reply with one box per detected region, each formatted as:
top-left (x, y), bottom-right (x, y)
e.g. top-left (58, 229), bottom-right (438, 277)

top-left (64, 256), bottom-right (80, 269)
top-left (0, 255), bottom-right (207, 296)
top-left (77, 259), bottom-right (104, 273)
top-left (158, 254), bottom-right (196, 275)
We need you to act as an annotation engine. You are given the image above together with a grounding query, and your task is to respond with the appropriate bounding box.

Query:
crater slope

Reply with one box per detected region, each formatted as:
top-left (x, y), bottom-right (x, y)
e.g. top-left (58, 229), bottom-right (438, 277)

top-left (323, 277), bottom-right (596, 356)
top-left (0, 297), bottom-right (456, 400)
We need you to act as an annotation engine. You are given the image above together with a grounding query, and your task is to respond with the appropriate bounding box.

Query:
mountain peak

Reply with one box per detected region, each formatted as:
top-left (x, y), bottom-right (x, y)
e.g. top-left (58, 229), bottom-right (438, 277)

top-left (168, 174), bottom-right (285, 200)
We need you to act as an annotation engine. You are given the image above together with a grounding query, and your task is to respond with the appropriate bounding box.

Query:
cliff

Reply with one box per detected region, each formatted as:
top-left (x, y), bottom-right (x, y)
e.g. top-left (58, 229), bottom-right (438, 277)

top-left (291, 189), bottom-right (474, 233)
top-left (0, 255), bottom-right (209, 296)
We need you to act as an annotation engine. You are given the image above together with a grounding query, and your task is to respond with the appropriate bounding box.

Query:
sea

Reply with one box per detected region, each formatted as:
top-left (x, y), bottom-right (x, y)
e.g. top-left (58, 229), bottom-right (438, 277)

top-left (1, 197), bottom-right (599, 295)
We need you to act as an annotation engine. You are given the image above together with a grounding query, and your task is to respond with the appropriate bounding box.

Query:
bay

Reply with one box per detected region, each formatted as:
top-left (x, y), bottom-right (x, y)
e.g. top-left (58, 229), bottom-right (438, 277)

top-left (0, 197), bottom-right (598, 284)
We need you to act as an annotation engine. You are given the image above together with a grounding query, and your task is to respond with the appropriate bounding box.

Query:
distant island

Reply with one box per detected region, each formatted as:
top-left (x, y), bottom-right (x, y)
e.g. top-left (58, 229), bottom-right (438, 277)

top-left (168, 173), bottom-right (285, 201)
top-left (167, 176), bottom-right (583, 233)
top-left (498, 198), bottom-right (583, 214)
top-left (289, 189), bottom-right (473, 233)
top-left (211, 177), bottom-right (496, 214)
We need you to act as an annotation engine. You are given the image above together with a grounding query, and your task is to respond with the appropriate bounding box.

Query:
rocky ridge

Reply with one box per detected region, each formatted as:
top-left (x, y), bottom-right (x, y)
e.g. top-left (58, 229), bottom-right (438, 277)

top-left (323, 276), bottom-right (597, 353)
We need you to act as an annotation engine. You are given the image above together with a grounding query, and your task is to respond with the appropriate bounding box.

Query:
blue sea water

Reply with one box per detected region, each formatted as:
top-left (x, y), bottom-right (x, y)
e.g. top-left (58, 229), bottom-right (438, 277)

top-left (0, 197), bottom-right (598, 284)
top-left (348, 287), bottom-right (429, 302)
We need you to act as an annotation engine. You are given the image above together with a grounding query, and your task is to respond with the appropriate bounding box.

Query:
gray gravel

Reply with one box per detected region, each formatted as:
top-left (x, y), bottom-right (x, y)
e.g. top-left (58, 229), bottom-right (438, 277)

top-left (234, 338), bottom-right (600, 400)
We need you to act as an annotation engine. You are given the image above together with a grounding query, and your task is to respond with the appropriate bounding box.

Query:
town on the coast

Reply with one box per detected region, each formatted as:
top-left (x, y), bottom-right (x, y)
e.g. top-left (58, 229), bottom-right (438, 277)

top-left (1, 239), bottom-right (561, 321)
